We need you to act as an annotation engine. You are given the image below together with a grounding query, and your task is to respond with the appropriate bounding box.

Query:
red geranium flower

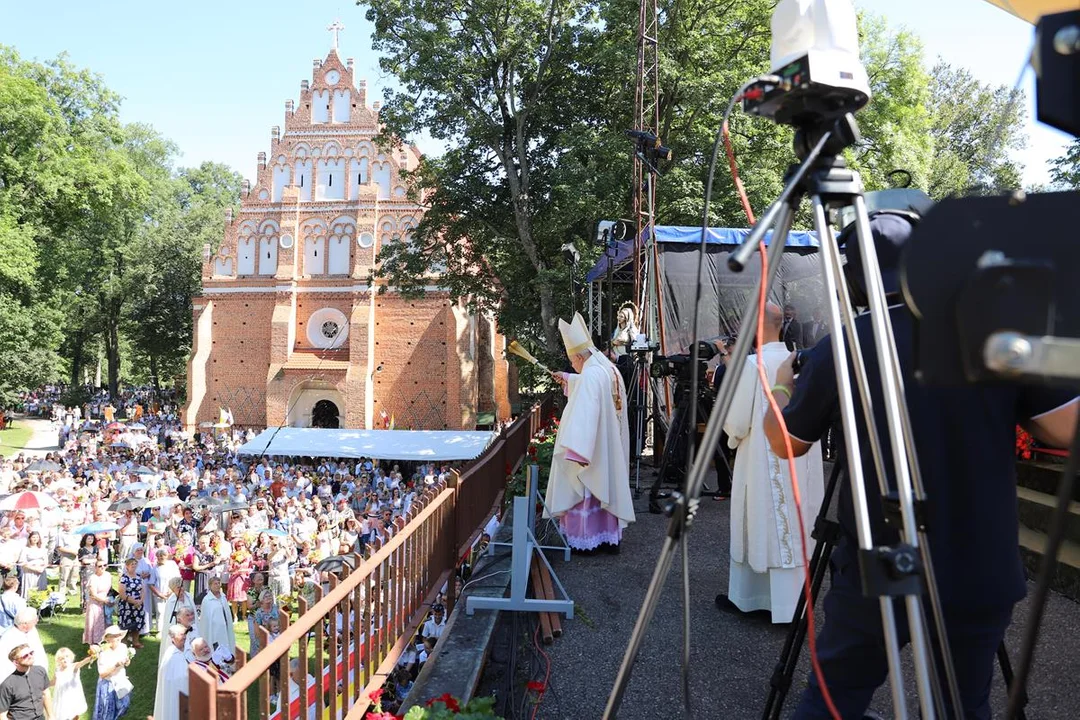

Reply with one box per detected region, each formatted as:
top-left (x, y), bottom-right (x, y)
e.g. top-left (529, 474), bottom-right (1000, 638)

top-left (425, 693), bottom-right (461, 712)
top-left (367, 688), bottom-right (384, 704)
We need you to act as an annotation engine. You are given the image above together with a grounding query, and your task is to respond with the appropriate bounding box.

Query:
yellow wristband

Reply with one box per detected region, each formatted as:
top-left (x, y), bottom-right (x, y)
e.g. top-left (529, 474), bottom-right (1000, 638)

top-left (771, 384), bottom-right (792, 400)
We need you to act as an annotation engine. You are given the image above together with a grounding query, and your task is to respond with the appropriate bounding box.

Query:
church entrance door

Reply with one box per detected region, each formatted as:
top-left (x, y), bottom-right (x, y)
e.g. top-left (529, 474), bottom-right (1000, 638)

top-left (311, 399), bottom-right (340, 428)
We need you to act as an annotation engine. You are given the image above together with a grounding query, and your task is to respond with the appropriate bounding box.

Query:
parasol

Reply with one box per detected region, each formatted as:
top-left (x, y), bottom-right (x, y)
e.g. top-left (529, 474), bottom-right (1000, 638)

top-left (74, 521), bottom-right (122, 535)
top-left (187, 496), bottom-right (225, 509)
top-left (108, 498), bottom-right (147, 512)
top-left (263, 527), bottom-right (290, 538)
top-left (144, 496), bottom-right (182, 509)
top-left (131, 466), bottom-right (157, 476)
top-left (0, 491), bottom-right (60, 512)
top-left (118, 482), bottom-right (152, 493)
top-left (24, 460), bottom-right (61, 474)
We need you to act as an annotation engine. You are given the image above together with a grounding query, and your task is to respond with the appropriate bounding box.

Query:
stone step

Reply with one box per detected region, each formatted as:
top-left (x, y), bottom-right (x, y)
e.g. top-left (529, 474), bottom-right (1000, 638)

top-left (1016, 460), bottom-right (1080, 501)
top-left (1018, 525), bottom-right (1080, 602)
top-left (1016, 486), bottom-right (1080, 546)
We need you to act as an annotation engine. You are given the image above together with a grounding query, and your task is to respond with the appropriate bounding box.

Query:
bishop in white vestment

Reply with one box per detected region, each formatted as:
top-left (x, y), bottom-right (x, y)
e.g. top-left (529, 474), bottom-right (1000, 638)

top-left (722, 303), bottom-right (824, 623)
top-left (545, 313), bottom-right (635, 551)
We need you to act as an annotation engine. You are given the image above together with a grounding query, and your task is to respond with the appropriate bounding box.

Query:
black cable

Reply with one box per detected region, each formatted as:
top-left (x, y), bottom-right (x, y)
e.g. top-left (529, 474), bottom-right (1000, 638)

top-left (1007, 419), bottom-right (1080, 718)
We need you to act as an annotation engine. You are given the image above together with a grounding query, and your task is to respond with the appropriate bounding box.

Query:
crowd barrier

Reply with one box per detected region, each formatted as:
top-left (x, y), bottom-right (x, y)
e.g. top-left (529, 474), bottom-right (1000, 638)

top-left (181, 394), bottom-right (554, 720)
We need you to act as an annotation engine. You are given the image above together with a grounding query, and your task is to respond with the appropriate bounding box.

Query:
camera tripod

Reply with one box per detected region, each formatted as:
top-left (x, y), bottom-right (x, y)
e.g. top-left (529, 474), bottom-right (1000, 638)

top-left (647, 377), bottom-right (731, 513)
top-left (761, 455), bottom-right (1030, 720)
top-left (604, 113), bottom-right (963, 720)
top-left (626, 351), bottom-right (665, 497)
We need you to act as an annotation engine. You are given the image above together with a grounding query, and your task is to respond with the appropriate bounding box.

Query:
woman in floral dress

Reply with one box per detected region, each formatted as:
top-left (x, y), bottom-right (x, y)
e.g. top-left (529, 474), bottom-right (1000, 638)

top-left (116, 558), bottom-right (143, 649)
top-left (93, 625), bottom-right (132, 720)
top-left (226, 538), bottom-right (252, 620)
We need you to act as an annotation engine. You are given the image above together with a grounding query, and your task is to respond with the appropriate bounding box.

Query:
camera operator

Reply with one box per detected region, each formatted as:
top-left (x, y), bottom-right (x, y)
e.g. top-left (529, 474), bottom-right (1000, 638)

top-left (763, 213), bottom-right (1079, 719)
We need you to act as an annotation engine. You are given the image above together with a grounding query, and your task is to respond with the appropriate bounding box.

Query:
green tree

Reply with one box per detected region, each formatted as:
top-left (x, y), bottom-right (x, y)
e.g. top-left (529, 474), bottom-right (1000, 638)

top-left (925, 61), bottom-right (1027, 197)
top-left (359, 0), bottom-right (618, 356)
top-left (1048, 139), bottom-right (1080, 189)
top-left (125, 162), bottom-right (242, 389)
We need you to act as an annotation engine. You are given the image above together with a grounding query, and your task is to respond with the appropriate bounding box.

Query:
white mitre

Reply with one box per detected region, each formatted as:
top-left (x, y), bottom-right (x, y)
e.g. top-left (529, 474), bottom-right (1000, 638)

top-left (557, 312), bottom-right (597, 357)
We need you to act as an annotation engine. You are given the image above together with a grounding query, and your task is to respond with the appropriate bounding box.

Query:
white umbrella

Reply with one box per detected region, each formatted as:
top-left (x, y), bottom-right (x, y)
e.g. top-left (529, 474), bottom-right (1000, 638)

top-left (0, 492), bottom-right (60, 512)
top-left (48, 478), bottom-right (77, 491)
top-left (119, 482), bottom-right (153, 492)
top-left (143, 496), bottom-right (182, 509)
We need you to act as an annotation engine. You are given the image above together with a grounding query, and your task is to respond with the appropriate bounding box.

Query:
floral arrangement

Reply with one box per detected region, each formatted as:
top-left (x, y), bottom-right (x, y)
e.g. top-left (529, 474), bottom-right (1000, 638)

top-left (365, 689), bottom-right (502, 719)
top-left (1016, 425), bottom-right (1035, 460)
top-left (28, 589), bottom-right (50, 610)
top-left (230, 548), bottom-right (251, 565)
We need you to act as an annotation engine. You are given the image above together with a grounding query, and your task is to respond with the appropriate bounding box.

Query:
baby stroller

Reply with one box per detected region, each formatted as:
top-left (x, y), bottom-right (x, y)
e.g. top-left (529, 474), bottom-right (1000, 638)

top-left (37, 591), bottom-right (65, 622)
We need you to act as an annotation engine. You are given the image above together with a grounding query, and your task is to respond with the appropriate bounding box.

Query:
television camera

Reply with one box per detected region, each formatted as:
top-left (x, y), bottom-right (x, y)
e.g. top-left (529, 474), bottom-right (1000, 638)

top-left (648, 340), bottom-right (719, 387)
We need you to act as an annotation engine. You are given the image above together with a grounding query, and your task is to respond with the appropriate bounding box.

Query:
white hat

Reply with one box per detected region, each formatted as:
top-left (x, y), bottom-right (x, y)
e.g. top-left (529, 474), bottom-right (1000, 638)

top-left (103, 624), bottom-right (124, 638)
top-left (558, 312), bottom-right (594, 357)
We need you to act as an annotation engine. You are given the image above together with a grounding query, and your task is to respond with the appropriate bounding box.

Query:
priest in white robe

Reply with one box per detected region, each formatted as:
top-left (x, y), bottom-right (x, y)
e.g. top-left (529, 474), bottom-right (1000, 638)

top-left (159, 577), bottom-right (197, 659)
top-left (153, 624), bottom-right (190, 720)
top-left (720, 302), bottom-right (825, 623)
top-left (198, 575), bottom-right (236, 656)
top-left (0, 608), bottom-right (47, 683)
top-left (545, 312), bottom-right (635, 551)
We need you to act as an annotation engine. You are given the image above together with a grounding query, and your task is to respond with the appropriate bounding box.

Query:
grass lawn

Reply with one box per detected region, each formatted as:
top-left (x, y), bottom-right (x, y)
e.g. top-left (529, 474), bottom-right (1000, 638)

top-left (0, 422), bottom-right (34, 457)
top-left (37, 592), bottom-right (258, 720)
top-left (37, 582), bottom-right (329, 720)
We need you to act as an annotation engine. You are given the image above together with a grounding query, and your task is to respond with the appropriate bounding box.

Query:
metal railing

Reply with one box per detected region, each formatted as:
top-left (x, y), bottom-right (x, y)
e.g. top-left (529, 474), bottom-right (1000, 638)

top-left (183, 394), bottom-right (554, 720)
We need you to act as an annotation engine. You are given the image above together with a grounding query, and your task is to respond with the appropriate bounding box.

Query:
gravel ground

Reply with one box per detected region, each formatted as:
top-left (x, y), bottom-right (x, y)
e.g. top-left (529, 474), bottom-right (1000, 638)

top-left (523, 467), bottom-right (1080, 720)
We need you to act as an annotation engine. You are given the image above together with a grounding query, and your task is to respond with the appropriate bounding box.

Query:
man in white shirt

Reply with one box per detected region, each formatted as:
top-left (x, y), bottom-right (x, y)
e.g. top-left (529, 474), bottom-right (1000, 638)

top-left (421, 604), bottom-right (446, 641)
top-left (0, 609), bottom-right (47, 682)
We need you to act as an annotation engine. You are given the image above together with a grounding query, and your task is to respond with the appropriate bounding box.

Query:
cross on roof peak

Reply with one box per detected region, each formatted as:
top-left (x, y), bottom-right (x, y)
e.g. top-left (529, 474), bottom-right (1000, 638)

top-left (327, 19), bottom-right (345, 51)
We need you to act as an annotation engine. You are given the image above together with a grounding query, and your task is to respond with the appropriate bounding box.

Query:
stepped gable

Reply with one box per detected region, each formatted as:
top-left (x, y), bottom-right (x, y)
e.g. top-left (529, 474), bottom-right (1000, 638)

top-left (184, 24), bottom-right (511, 432)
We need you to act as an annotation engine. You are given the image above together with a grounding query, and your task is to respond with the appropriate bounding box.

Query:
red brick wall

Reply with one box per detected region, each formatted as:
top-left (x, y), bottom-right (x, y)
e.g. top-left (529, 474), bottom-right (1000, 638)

top-left (197, 294), bottom-right (276, 428)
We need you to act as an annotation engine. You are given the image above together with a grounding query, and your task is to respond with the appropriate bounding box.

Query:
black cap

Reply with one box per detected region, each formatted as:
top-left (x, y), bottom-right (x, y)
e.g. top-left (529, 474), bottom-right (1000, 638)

top-left (840, 212), bottom-right (915, 297)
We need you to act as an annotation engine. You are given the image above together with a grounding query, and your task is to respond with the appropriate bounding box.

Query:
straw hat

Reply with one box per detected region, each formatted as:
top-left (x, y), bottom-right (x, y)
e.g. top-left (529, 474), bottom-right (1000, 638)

top-left (103, 625), bottom-right (124, 638)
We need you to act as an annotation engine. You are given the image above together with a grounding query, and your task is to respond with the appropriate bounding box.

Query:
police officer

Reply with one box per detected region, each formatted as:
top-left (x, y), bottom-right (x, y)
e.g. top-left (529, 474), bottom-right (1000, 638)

top-left (763, 213), bottom-right (1079, 719)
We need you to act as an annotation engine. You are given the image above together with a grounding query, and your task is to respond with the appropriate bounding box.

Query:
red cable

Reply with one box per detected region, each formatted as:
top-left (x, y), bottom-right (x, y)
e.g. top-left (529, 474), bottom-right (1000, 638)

top-left (530, 622), bottom-right (551, 720)
top-left (723, 117), bottom-right (756, 226)
top-left (726, 98), bottom-right (841, 719)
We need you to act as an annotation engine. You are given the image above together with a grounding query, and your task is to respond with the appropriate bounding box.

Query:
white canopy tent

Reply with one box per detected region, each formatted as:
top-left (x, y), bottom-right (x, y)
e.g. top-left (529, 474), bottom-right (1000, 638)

top-left (236, 427), bottom-right (496, 462)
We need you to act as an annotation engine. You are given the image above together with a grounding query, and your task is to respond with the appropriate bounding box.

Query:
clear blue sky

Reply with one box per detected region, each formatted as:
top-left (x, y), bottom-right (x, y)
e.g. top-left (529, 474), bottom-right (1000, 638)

top-left (0, 0), bottom-right (1070, 187)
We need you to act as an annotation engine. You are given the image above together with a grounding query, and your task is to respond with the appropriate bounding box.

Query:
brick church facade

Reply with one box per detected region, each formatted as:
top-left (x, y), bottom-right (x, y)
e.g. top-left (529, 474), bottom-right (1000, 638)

top-left (184, 36), bottom-right (512, 431)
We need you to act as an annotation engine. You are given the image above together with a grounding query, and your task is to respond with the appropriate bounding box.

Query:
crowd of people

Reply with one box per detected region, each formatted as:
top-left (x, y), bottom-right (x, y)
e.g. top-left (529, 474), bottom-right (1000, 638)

top-left (0, 389), bottom-right (462, 720)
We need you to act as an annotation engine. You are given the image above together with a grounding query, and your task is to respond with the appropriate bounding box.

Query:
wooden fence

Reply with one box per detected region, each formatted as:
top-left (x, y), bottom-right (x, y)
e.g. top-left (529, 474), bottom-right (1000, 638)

top-left (183, 395), bottom-right (554, 720)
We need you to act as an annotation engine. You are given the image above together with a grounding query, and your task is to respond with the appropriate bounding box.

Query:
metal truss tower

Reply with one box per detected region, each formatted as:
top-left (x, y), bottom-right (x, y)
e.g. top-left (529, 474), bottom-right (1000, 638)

top-left (632, 0), bottom-right (665, 352)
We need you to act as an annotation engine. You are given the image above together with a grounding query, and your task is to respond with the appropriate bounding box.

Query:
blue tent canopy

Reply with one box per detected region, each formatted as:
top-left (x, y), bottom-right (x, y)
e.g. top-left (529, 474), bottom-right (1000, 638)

top-left (586, 225), bottom-right (821, 283)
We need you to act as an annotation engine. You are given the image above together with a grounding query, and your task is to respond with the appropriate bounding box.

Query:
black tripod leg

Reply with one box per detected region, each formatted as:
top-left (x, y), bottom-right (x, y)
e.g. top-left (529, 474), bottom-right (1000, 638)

top-left (649, 404), bottom-right (685, 511)
top-left (763, 461), bottom-right (844, 720)
top-left (763, 535), bottom-right (835, 720)
top-left (998, 641), bottom-right (1028, 720)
